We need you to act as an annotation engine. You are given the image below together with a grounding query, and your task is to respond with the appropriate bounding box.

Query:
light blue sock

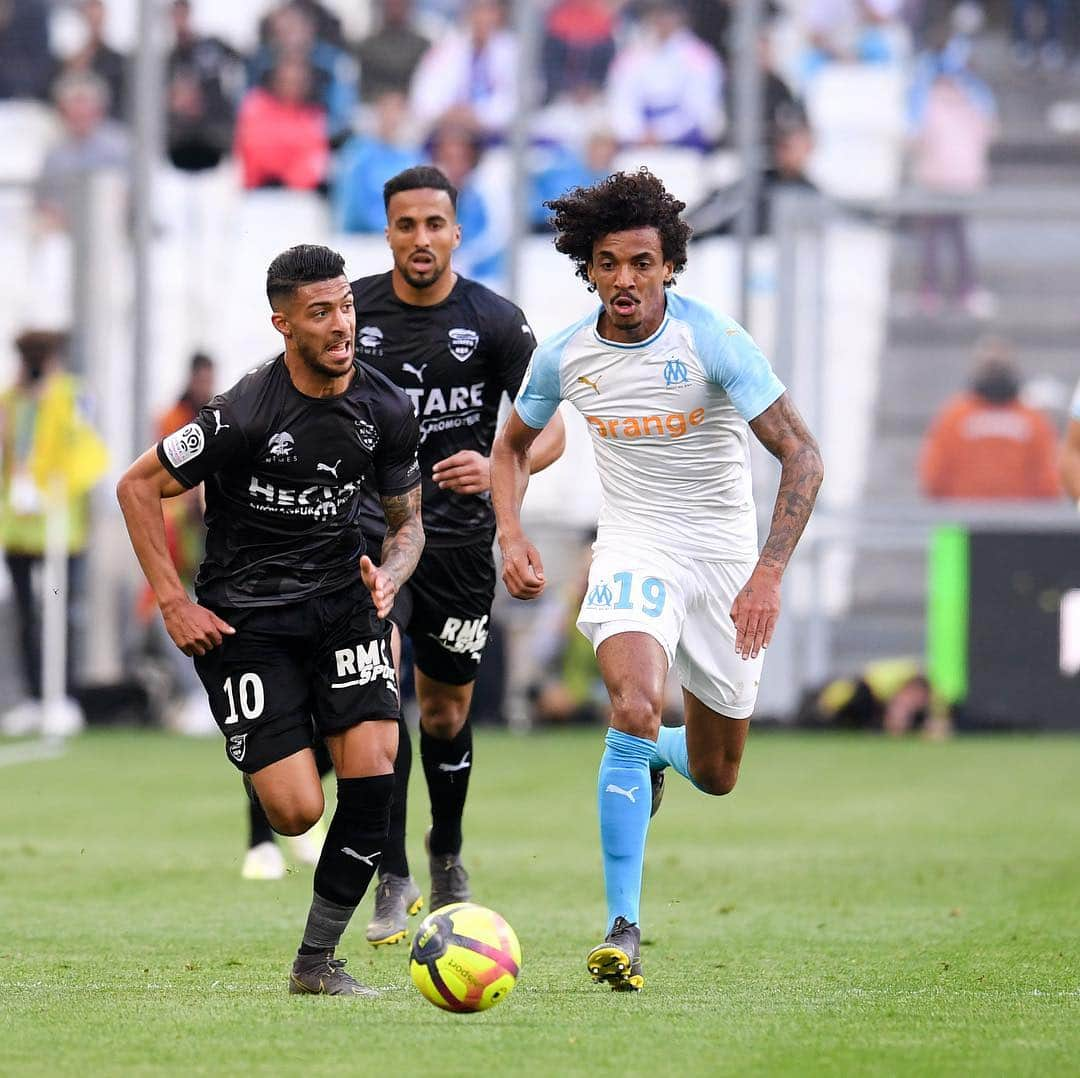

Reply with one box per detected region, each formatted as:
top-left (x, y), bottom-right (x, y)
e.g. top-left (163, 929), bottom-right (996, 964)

top-left (598, 727), bottom-right (655, 931)
top-left (653, 725), bottom-right (701, 789)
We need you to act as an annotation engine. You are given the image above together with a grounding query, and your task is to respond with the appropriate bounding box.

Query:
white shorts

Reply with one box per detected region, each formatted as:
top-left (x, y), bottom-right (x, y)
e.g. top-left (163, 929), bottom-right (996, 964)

top-left (576, 540), bottom-right (763, 719)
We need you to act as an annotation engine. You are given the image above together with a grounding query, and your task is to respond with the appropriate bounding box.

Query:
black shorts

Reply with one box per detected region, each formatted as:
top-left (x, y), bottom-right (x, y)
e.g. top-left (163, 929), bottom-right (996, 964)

top-left (369, 536), bottom-right (496, 686)
top-left (193, 579), bottom-right (399, 774)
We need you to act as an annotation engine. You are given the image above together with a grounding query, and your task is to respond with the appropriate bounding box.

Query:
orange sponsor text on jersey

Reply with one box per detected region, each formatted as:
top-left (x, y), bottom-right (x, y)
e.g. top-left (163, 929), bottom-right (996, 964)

top-left (585, 408), bottom-right (706, 440)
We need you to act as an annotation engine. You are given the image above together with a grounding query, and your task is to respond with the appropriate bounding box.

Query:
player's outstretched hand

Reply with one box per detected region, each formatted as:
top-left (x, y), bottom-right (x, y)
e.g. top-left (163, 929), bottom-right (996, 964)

top-left (360, 554), bottom-right (397, 619)
top-left (432, 450), bottom-right (491, 495)
top-left (729, 565), bottom-right (782, 660)
top-left (161, 596), bottom-right (235, 657)
top-left (499, 535), bottom-right (546, 600)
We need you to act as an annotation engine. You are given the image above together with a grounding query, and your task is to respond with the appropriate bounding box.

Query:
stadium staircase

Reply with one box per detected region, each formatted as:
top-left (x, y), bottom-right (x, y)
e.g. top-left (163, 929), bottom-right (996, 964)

top-left (834, 33), bottom-right (1080, 674)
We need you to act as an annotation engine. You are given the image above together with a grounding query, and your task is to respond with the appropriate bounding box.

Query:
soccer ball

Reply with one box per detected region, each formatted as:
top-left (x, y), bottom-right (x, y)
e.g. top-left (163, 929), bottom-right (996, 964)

top-left (409, 902), bottom-right (521, 1012)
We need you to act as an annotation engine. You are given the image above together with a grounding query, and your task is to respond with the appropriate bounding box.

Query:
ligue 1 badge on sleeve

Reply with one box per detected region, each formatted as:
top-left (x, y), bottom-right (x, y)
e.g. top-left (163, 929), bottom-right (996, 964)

top-left (164, 422), bottom-right (205, 468)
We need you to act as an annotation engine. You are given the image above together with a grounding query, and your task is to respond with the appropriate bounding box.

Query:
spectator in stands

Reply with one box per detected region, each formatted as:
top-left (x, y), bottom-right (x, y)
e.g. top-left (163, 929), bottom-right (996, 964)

top-left (919, 338), bottom-right (1062, 500)
top-left (909, 41), bottom-right (997, 317)
top-left (686, 116), bottom-right (818, 238)
top-left (529, 127), bottom-right (618, 231)
top-left (724, 15), bottom-right (806, 169)
top-left (430, 122), bottom-right (506, 282)
top-left (356, 0), bottom-right (430, 102)
top-left (0, 330), bottom-right (104, 731)
top-left (0, 0), bottom-right (53, 101)
top-left (682, 0), bottom-right (734, 62)
top-left (157, 352), bottom-right (215, 437)
top-left (605, 0), bottom-right (724, 149)
top-left (250, 1), bottom-right (356, 146)
top-left (166, 0), bottom-right (245, 174)
top-left (234, 56), bottom-right (329, 191)
top-left (258, 0), bottom-right (345, 49)
top-left (802, 0), bottom-right (908, 83)
top-left (51, 0), bottom-right (127, 121)
top-left (1011, 0), bottom-right (1066, 68)
top-left (334, 91), bottom-right (422, 232)
top-left (409, 0), bottom-right (518, 142)
top-left (532, 80), bottom-right (610, 155)
top-left (540, 0), bottom-right (616, 104)
top-left (36, 71), bottom-right (130, 229)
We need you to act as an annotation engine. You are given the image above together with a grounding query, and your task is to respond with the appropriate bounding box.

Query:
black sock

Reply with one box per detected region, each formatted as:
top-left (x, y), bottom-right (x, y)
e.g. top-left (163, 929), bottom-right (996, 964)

top-left (421, 722), bottom-right (472, 858)
top-left (299, 773), bottom-right (393, 954)
top-left (379, 716), bottom-right (411, 877)
top-left (247, 795), bottom-right (275, 848)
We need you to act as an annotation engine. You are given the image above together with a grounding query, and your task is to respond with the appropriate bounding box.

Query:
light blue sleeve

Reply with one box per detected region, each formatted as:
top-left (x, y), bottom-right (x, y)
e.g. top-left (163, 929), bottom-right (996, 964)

top-left (513, 335), bottom-right (563, 429)
top-left (677, 296), bottom-right (785, 421)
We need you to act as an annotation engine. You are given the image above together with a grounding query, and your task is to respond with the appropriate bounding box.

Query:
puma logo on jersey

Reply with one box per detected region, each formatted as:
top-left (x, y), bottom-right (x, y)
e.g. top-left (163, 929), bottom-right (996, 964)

top-left (316, 459), bottom-right (342, 478)
top-left (438, 752), bottom-right (471, 773)
top-left (341, 847), bottom-right (381, 866)
top-left (211, 410), bottom-right (230, 435)
top-left (403, 362), bottom-right (427, 383)
top-left (578, 374), bottom-right (602, 395)
top-left (605, 783), bottom-right (639, 803)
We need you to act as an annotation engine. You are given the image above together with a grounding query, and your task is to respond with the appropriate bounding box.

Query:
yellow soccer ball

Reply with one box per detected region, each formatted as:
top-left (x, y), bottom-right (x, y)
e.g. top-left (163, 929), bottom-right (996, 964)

top-left (409, 902), bottom-right (522, 1012)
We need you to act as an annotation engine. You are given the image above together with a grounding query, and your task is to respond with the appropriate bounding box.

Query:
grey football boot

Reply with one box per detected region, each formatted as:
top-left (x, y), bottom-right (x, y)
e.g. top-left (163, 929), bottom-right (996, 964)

top-left (288, 951), bottom-right (378, 997)
top-left (365, 873), bottom-right (424, 946)
top-left (425, 827), bottom-right (471, 911)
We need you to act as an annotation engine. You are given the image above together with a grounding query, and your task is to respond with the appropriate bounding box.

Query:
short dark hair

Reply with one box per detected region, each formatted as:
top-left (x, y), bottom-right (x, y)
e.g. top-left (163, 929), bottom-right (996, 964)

top-left (15, 329), bottom-right (68, 366)
top-left (383, 165), bottom-right (458, 213)
top-left (190, 352), bottom-right (214, 372)
top-left (266, 244), bottom-right (346, 307)
top-left (545, 169), bottom-right (692, 290)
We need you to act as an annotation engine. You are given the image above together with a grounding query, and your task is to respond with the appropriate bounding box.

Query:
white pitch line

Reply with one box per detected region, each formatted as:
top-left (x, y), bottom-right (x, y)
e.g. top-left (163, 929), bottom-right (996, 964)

top-left (0, 738), bottom-right (67, 768)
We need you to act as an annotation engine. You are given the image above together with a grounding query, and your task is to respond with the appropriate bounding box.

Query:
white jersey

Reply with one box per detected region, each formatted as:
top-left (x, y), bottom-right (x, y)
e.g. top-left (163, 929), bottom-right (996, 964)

top-left (515, 292), bottom-right (785, 561)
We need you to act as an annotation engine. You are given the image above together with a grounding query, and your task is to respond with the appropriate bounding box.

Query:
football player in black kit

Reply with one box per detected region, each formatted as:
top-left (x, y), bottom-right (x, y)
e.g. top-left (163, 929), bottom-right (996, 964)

top-left (352, 166), bottom-right (565, 945)
top-left (117, 245), bottom-right (424, 997)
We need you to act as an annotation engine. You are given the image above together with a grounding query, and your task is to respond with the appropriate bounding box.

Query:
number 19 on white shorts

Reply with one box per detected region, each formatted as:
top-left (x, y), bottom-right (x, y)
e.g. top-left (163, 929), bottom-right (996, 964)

top-left (575, 541), bottom-right (763, 719)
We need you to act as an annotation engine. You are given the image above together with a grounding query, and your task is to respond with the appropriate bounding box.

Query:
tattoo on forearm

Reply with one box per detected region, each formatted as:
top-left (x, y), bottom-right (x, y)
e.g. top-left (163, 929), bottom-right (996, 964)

top-left (750, 395), bottom-right (824, 575)
top-left (380, 485), bottom-right (424, 584)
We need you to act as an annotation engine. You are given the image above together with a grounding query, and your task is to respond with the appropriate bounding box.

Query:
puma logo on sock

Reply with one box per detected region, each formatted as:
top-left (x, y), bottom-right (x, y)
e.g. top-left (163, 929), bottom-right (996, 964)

top-left (341, 847), bottom-right (380, 866)
top-left (437, 752), bottom-right (471, 773)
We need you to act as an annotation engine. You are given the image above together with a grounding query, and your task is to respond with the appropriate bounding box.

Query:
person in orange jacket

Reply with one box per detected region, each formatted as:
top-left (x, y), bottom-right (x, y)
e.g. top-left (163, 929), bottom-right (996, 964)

top-left (920, 337), bottom-right (1061, 500)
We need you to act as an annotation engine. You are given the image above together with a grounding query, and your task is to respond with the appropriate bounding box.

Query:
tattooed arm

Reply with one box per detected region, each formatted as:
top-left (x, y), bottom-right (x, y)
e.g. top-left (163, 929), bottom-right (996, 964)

top-left (730, 393), bottom-right (824, 660)
top-left (360, 485), bottom-right (424, 619)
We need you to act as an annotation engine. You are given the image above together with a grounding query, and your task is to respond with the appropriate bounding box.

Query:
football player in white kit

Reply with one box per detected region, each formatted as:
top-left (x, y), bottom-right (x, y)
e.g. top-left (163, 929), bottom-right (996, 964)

top-left (491, 170), bottom-right (824, 991)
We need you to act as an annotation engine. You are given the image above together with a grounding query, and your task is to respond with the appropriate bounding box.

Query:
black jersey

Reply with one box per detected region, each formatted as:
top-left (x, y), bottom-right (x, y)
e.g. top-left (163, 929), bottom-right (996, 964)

top-left (350, 271), bottom-right (535, 546)
top-left (156, 356), bottom-right (420, 609)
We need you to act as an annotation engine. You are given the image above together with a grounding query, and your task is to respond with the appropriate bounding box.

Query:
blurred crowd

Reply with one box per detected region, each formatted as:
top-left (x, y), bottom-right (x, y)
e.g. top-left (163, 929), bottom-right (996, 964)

top-left (2, 1), bottom-right (1079, 281)
top-left (0, 0), bottom-right (982, 283)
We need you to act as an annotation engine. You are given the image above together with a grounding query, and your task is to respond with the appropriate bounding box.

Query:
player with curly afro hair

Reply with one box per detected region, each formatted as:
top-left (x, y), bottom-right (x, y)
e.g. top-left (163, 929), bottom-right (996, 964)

top-left (493, 164), bottom-right (822, 996)
top-left (545, 168), bottom-right (692, 291)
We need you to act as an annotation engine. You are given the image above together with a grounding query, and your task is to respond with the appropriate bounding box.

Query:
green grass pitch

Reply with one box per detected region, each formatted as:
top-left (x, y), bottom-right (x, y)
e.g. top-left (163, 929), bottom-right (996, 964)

top-left (1, 729), bottom-right (1078, 1076)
